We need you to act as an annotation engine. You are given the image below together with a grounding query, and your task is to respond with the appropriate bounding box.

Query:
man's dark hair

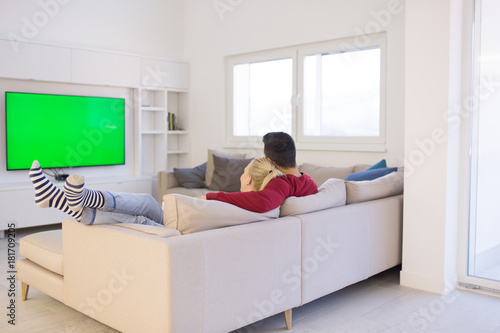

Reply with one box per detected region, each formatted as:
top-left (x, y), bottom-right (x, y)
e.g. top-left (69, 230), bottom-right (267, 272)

top-left (262, 132), bottom-right (297, 168)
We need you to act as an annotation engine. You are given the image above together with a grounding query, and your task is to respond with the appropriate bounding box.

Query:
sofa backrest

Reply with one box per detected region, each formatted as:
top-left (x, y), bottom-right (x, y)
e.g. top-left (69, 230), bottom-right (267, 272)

top-left (162, 170), bottom-right (404, 234)
top-left (345, 170), bottom-right (404, 204)
top-left (280, 178), bottom-right (346, 217)
top-left (163, 194), bottom-right (279, 234)
top-left (299, 163), bottom-right (370, 185)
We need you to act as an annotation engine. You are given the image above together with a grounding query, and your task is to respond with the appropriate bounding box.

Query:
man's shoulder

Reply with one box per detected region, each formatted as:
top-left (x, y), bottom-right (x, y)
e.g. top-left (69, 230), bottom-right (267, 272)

top-left (268, 173), bottom-right (317, 192)
top-left (294, 172), bottom-right (316, 185)
top-left (269, 173), bottom-right (315, 183)
top-left (297, 173), bottom-right (318, 194)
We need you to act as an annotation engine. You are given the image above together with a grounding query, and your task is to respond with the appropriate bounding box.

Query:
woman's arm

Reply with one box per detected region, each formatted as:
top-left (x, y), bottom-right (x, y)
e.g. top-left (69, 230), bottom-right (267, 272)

top-left (205, 177), bottom-right (289, 213)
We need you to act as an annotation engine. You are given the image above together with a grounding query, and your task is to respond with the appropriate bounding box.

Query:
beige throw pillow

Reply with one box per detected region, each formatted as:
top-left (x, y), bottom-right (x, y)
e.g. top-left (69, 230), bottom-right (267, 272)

top-left (163, 194), bottom-right (279, 234)
top-left (299, 163), bottom-right (354, 185)
top-left (280, 178), bottom-right (346, 216)
top-left (345, 171), bottom-right (404, 204)
top-left (205, 149), bottom-right (246, 188)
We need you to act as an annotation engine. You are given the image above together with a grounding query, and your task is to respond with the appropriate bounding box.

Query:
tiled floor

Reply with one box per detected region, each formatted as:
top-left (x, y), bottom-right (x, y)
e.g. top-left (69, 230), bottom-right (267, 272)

top-left (1, 225), bottom-right (500, 333)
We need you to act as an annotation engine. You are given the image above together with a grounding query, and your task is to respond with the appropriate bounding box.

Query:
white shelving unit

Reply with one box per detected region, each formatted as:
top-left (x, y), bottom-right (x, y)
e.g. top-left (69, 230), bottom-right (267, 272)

top-left (166, 91), bottom-right (189, 170)
top-left (136, 88), bottom-right (189, 175)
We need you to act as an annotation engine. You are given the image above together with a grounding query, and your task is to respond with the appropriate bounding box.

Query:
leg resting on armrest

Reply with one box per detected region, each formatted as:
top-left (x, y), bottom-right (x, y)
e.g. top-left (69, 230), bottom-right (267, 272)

top-left (284, 309), bottom-right (292, 330)
top-left (22, 283), bottom-right (29, 301)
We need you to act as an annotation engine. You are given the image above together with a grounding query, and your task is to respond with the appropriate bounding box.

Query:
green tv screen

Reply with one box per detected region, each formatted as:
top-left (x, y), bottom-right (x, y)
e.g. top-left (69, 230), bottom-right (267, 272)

top-left (5, 92), bottom-right (125, 170)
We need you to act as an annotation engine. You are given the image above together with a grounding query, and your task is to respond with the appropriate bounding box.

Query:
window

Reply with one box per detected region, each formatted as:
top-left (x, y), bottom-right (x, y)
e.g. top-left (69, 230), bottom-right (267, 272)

top-left (226, 33), bottom-right (386, 151)
top-left (302, 48), bottom-right (381, 137)
top-left (233, 58), bottom-right (293, 136)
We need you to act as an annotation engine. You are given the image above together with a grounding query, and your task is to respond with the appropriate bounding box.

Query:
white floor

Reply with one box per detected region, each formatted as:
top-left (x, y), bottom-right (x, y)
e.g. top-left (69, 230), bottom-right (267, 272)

top-left (2, 225), bottom-right (500, 333)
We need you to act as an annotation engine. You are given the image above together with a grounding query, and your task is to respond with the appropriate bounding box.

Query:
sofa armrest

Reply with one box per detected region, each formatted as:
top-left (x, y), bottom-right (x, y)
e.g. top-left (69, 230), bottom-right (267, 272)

top-left (62, 219), bottom-right (204, 333)
top-left (158, 170), bottom-right (181, 199)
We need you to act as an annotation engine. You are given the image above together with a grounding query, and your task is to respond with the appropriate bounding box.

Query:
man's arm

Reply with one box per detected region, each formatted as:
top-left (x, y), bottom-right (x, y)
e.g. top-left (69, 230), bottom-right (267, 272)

top-left (206, 178), bottom-right (290, 213)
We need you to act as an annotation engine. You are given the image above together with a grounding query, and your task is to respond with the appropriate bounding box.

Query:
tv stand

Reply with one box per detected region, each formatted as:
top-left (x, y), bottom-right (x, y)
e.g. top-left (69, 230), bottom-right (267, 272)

top-left (54, 174), bottom-right (69, 181)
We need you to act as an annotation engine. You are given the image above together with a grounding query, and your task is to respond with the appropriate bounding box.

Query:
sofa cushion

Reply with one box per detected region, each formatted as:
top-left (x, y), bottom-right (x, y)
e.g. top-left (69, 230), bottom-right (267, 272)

top-left (299, 163), bottom-right (354, 185)
top-left (19, 230), bottom-right (63, 275)
top-left (209, 155), bottom-right (253, 192)
top-left (345, 167), bottom-right (398, 181)
top-left (163, 194), bottom-right (280, 234)
top-left (173, 162), bottom-right (207, 188)
top-left (205, 149), bottom-right (246, 188)
top-left (345, 170), bottom-right (404, 204)
top-left (280, 178), bottom-right (346, 216)
top-left (111, 223), bottom-right (181, 237)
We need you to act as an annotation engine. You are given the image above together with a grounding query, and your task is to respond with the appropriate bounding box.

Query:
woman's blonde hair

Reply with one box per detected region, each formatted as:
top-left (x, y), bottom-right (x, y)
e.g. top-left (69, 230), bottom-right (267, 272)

top-left (249, 157), bottom-right (285, 191)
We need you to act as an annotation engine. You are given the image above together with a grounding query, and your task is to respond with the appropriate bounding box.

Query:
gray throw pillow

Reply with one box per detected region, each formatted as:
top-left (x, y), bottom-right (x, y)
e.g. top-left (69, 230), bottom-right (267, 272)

top-left (209, 155), bottom-right (253, 192)
top-left (205, 149), bottom-right (246, 187)
top-left (173, 162), bottom-right (207, 188)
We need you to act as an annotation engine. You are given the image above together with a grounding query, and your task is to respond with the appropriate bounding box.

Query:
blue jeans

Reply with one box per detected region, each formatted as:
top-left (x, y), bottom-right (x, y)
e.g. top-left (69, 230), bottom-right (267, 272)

top-left (79, 192), bottom-right (164, 226)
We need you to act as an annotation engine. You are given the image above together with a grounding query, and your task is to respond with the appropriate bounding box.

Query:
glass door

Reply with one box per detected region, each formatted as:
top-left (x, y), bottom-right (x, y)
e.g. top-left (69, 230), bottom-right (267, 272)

top-left (465, 0), bottom-right (500, 291)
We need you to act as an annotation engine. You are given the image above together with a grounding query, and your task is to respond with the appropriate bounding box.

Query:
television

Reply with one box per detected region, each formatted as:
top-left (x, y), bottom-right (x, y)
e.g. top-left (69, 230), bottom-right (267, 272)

top-left (5, 92), bottom-right (125, 171)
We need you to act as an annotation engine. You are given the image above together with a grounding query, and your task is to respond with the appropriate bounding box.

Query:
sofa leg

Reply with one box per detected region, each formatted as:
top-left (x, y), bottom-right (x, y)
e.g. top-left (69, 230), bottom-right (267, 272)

top-left (22, 282), bottom-right (29, 301)
top-left (284, 309), bottom-right (292, 330)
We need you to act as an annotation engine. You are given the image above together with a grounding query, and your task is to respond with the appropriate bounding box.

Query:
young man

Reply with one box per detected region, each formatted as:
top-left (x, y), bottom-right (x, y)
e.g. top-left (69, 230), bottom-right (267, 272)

top-left (262, 131), bottom-right (302, 177)
top-left (205, 132), bottom-right (317, 213)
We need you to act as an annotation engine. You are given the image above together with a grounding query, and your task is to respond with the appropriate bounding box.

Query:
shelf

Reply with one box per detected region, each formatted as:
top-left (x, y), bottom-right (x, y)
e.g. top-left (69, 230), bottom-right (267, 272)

top-left (142, 130), bottom-right (166, 135)
top-left (141, 106), bottom-right (165, 111)
top-left (167, 150), bottom-right (189, 154)
top-left (167, 130), bottom-right (188, 135)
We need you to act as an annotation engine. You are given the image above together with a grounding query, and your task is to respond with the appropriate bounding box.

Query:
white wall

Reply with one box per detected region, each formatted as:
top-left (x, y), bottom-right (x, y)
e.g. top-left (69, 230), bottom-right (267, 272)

top-left (0, 0), bottom-right (184, 59)
top-left (401, 0), bottom-right (462, 294)
top-left (0, 0), bottom-right (185, 184)
top-left (183, 0), bottom-right (406, 167)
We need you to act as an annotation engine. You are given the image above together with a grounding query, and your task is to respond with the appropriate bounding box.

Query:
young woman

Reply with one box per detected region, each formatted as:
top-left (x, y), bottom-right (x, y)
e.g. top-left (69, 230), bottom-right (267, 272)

top-left (28, 157), bottom-right (284, 226)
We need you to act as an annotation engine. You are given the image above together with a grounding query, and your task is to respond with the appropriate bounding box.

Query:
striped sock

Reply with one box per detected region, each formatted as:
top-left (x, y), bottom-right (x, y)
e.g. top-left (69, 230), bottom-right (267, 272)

top-left (28, 160), bottom-right (84, 221)
top-left (64, 174), bottom-right (105, 211)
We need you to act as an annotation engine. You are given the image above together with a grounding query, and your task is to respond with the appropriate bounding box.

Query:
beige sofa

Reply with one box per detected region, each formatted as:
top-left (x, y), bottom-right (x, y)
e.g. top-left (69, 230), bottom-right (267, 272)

top-left (17, 164), bottom-right (404, 333)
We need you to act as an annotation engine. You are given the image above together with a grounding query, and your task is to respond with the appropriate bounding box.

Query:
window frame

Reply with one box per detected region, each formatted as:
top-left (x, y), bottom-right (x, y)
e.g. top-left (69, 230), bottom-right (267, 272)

top-left (225, 33), bottom-right (387, 151)
top-left (225, 47), bottom-right (297, 147)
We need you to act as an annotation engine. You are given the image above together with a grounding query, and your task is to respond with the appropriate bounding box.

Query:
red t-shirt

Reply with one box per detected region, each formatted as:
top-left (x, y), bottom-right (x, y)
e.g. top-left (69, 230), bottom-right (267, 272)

top-left (206, 173), bottom-right (318, 213)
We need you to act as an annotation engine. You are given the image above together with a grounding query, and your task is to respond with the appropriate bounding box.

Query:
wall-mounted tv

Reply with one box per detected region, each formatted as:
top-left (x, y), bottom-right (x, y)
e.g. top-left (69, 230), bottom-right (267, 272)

top-left (5, 92), bottom-right (125, 171)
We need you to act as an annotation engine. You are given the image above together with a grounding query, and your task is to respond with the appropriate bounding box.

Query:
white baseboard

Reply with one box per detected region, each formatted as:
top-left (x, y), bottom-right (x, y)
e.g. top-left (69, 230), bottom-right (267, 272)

top-left (400, 269), bottom-right (457, 295)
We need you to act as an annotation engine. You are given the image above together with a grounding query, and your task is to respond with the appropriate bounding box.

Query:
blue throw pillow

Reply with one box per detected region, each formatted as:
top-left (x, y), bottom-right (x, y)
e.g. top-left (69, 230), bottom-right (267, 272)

top-left (345, 167), bottom-right (398, 181)
top-left (367, 159), bottom-right (387, 170)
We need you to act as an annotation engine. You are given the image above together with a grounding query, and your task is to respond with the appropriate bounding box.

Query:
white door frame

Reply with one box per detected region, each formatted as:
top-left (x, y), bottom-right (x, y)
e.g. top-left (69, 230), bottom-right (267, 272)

top-left (458, 0), bottom-right (500, 293)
